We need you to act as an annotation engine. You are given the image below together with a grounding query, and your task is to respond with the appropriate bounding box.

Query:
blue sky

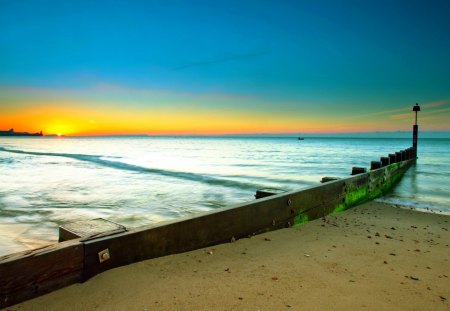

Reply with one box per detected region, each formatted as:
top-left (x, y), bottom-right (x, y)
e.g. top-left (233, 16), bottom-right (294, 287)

top-left (1, 0), bottom-right (449, 135)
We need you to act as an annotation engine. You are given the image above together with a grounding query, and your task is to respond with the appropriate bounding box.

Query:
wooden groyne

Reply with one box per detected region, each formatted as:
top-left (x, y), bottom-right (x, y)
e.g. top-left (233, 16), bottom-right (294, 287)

top-left (0, 147), bottom-right (416, 308)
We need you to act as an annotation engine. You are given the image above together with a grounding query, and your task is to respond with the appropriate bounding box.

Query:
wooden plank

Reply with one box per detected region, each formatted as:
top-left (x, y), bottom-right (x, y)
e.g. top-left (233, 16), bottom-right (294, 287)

top-left (255, 188), bottom-right (287, 199)
top-left (0, 240), bottom-right (83, 309)
top-left (290, 179), bottom-right (345, 214)
top-left (82, 180), bottom-right (349, 280)
top-left (83, 194), bottom-right (295, 280)
top-left (320, 177), bottom-right (340, 183)
top-left (83, 168), bottom-right (414, 280)
top-left (59, 218), bottom-right (126, 242)
top-left (291, 178), bottom-right (347, 221)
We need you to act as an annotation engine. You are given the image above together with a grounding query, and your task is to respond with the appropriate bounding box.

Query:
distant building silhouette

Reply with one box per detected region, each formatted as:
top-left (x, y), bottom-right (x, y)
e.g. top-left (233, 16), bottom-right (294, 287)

top-left (0, 128), bottom-right (43, 136)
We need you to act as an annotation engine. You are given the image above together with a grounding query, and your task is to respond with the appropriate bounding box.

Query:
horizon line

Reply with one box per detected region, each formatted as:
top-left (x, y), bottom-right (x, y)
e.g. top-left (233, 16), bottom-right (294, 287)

top-left (34, 130), bottom-right (450, 138)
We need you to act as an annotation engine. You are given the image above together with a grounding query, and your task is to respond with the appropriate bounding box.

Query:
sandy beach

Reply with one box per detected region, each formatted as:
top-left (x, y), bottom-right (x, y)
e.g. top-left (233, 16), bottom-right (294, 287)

top-left (7, 201), bottom-right (449, 311)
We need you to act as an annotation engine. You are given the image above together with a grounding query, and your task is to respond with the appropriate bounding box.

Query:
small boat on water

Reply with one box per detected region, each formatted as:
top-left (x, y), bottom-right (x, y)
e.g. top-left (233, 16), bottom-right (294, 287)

top-left (298, 137), bottom-right (305, 140)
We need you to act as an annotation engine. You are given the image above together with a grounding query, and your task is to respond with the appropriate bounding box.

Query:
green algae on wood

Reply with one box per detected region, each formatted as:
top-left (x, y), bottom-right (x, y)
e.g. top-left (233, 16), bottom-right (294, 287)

top-left (294, 159), bottom-right (415, 225)
top-left (293, 213), bottom-right (309, 226)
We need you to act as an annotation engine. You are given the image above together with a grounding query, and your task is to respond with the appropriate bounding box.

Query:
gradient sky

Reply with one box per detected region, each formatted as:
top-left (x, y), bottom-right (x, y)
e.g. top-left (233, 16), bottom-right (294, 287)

top-left (1, 0), bottom-right (449, 135)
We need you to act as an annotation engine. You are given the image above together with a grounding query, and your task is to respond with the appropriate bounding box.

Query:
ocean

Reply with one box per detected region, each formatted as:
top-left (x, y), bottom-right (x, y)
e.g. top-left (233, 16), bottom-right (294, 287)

top-left (0, 136), bottom-right (449, 256)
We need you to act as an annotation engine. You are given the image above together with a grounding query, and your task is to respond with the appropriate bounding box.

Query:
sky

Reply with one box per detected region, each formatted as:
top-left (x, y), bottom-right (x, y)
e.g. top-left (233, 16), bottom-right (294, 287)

top-left (1, 0), bottom-right (449, 136)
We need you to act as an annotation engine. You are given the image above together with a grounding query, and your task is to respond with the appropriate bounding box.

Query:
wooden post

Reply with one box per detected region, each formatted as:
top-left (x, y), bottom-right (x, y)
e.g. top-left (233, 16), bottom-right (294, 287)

top-left (370, 161), bottom-right (382, 170)
top-left (389, 154), bottom-right (396, 164)
top-left (380, 157), bottom-right (390, 167)
top-left (401, 150), bottom-right (406, 161)
top-left (351, 167), bottom-right (366, 175)
top-left (406, 147), bottom-right (414, 160)
top-left (412, 103), bottom-right (420, 158)
top-left (395, 152), bottom-right (402, 162)
top-left (412, 125), bottom-right (418, 157)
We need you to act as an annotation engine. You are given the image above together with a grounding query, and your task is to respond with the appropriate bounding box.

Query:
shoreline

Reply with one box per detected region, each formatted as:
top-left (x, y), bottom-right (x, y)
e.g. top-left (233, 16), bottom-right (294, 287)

top-left (8, 201), bottom-right (449, 310)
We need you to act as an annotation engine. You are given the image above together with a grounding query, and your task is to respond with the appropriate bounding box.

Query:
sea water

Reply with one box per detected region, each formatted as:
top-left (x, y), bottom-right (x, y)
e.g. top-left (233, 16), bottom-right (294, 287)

top-left (0, 136), bottom-right (449, 255)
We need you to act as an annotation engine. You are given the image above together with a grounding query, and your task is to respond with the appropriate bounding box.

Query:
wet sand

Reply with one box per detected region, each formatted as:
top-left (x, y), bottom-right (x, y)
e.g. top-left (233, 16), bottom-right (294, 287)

top-left (8, 202), bottom-right (450, 311)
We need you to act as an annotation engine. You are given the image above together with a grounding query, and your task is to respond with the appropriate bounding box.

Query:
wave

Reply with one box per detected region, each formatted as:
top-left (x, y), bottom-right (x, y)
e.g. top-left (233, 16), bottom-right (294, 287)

top-left (376, 197), bottom-right (450, 215)
top-left (0, 147), bottom-right (263, 190)
top-left (225, 174), bottom-right (317, 187)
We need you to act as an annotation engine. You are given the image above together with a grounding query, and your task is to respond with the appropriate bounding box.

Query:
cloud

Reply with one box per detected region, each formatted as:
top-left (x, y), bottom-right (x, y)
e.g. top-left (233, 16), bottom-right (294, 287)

top-left (423, 107), bottom-right (450, 115)
top-left (422, 100), bottom-right (449, 109)
top-left (174, 50), bottom-right (270, 70)
top-left (390, 105), bottom-right (450, 120)
top-left (349, 105), bottom-right (411, 120)
top-left (356, 99), bottom-right (450, 120)
top-left (390, 112), bottom-right (411, 120)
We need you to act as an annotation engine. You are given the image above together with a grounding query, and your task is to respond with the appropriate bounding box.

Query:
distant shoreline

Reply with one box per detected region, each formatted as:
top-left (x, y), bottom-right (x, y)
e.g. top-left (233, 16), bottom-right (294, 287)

top-left (2, 135), bottom-right (447, 140)
top-left (1, 130), bottom-right (449, 139)
top-left (0, 129), bottom-right (43, 137)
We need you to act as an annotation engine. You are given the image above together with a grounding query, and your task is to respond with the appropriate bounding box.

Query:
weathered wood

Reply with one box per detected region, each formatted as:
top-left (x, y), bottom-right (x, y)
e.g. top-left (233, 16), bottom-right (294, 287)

top-left (389, 153), bottom-right (396, 164)
top-left (406, 148), bottom-right (412, 160)
top-left (380, 157), bottom-right (390, 167)
top-left (0, 158), bottom-right (416, 307)
top-left (59, 218), bottom-right (126, 242)
top-left (0, 240), bottom-right (83, 309)
top-left (82, 159), bottom-right (414, 280)
top-left (298, 160), bottom-right (413, 221)
top-left (254, 188), bottom-right (287, 199)
top-left (401, 150), bottom-right (406, 161)
top-left (351, 167), bottom-right (366, 175)
top-left (290, 179), bottom-right (346, 221)
top-left (409, 147), bottom-right (415, 159)
top-left (370, 161), bottom-right (382, 170)
top-left (320, 177), bottom-right (340, 183)
top-left (82, 193), bottom-right (295, 280)
top-left (413, 124), bottom-right (419, 153)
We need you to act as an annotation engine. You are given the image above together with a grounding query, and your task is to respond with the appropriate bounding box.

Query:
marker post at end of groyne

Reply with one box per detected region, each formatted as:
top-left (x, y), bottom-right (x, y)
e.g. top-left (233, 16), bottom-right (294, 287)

top-left (412, 103), bottom-right (420, 158)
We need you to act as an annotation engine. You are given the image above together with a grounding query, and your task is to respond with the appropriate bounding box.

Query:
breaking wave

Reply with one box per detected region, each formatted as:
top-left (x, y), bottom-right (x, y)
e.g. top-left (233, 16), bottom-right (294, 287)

top-left (0, 146), bottom-right (265, 190)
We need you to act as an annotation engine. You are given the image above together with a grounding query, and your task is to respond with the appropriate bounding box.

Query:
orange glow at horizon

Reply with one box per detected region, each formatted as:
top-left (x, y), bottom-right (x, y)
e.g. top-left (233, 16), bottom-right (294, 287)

top-left (1, 112), bottom-right (416, 136)
top-left (0, 111), bottom-right (414, 136)
top-left (1, 97), bottom-right (445, 136)
top-left (1, 85), bottom-right (449, 135)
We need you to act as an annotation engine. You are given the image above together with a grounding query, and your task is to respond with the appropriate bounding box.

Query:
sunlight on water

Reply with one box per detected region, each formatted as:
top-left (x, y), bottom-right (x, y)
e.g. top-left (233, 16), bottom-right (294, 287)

top-left (0, 136), bottom-right (449, 255)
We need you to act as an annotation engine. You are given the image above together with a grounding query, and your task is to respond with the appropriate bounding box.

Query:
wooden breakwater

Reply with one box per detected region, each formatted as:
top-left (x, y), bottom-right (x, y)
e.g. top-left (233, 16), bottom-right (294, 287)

top-left (1, 147), bottom-right (416, 308)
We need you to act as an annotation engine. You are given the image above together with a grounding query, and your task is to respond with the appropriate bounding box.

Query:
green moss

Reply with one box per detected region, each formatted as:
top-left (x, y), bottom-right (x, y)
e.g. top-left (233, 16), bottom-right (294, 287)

top-left (293, 213), bottom-right (308, 226)
top-left (390, 162), bottom-right (399, 170)
top-left (289, 160), bottom-right (414, 228)
top-left (379, 163), bottom-right (409, 195)
top-left (331, 203), bottom-right (346, 215)
top-left (345, 186), bottom-right (368, 207)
